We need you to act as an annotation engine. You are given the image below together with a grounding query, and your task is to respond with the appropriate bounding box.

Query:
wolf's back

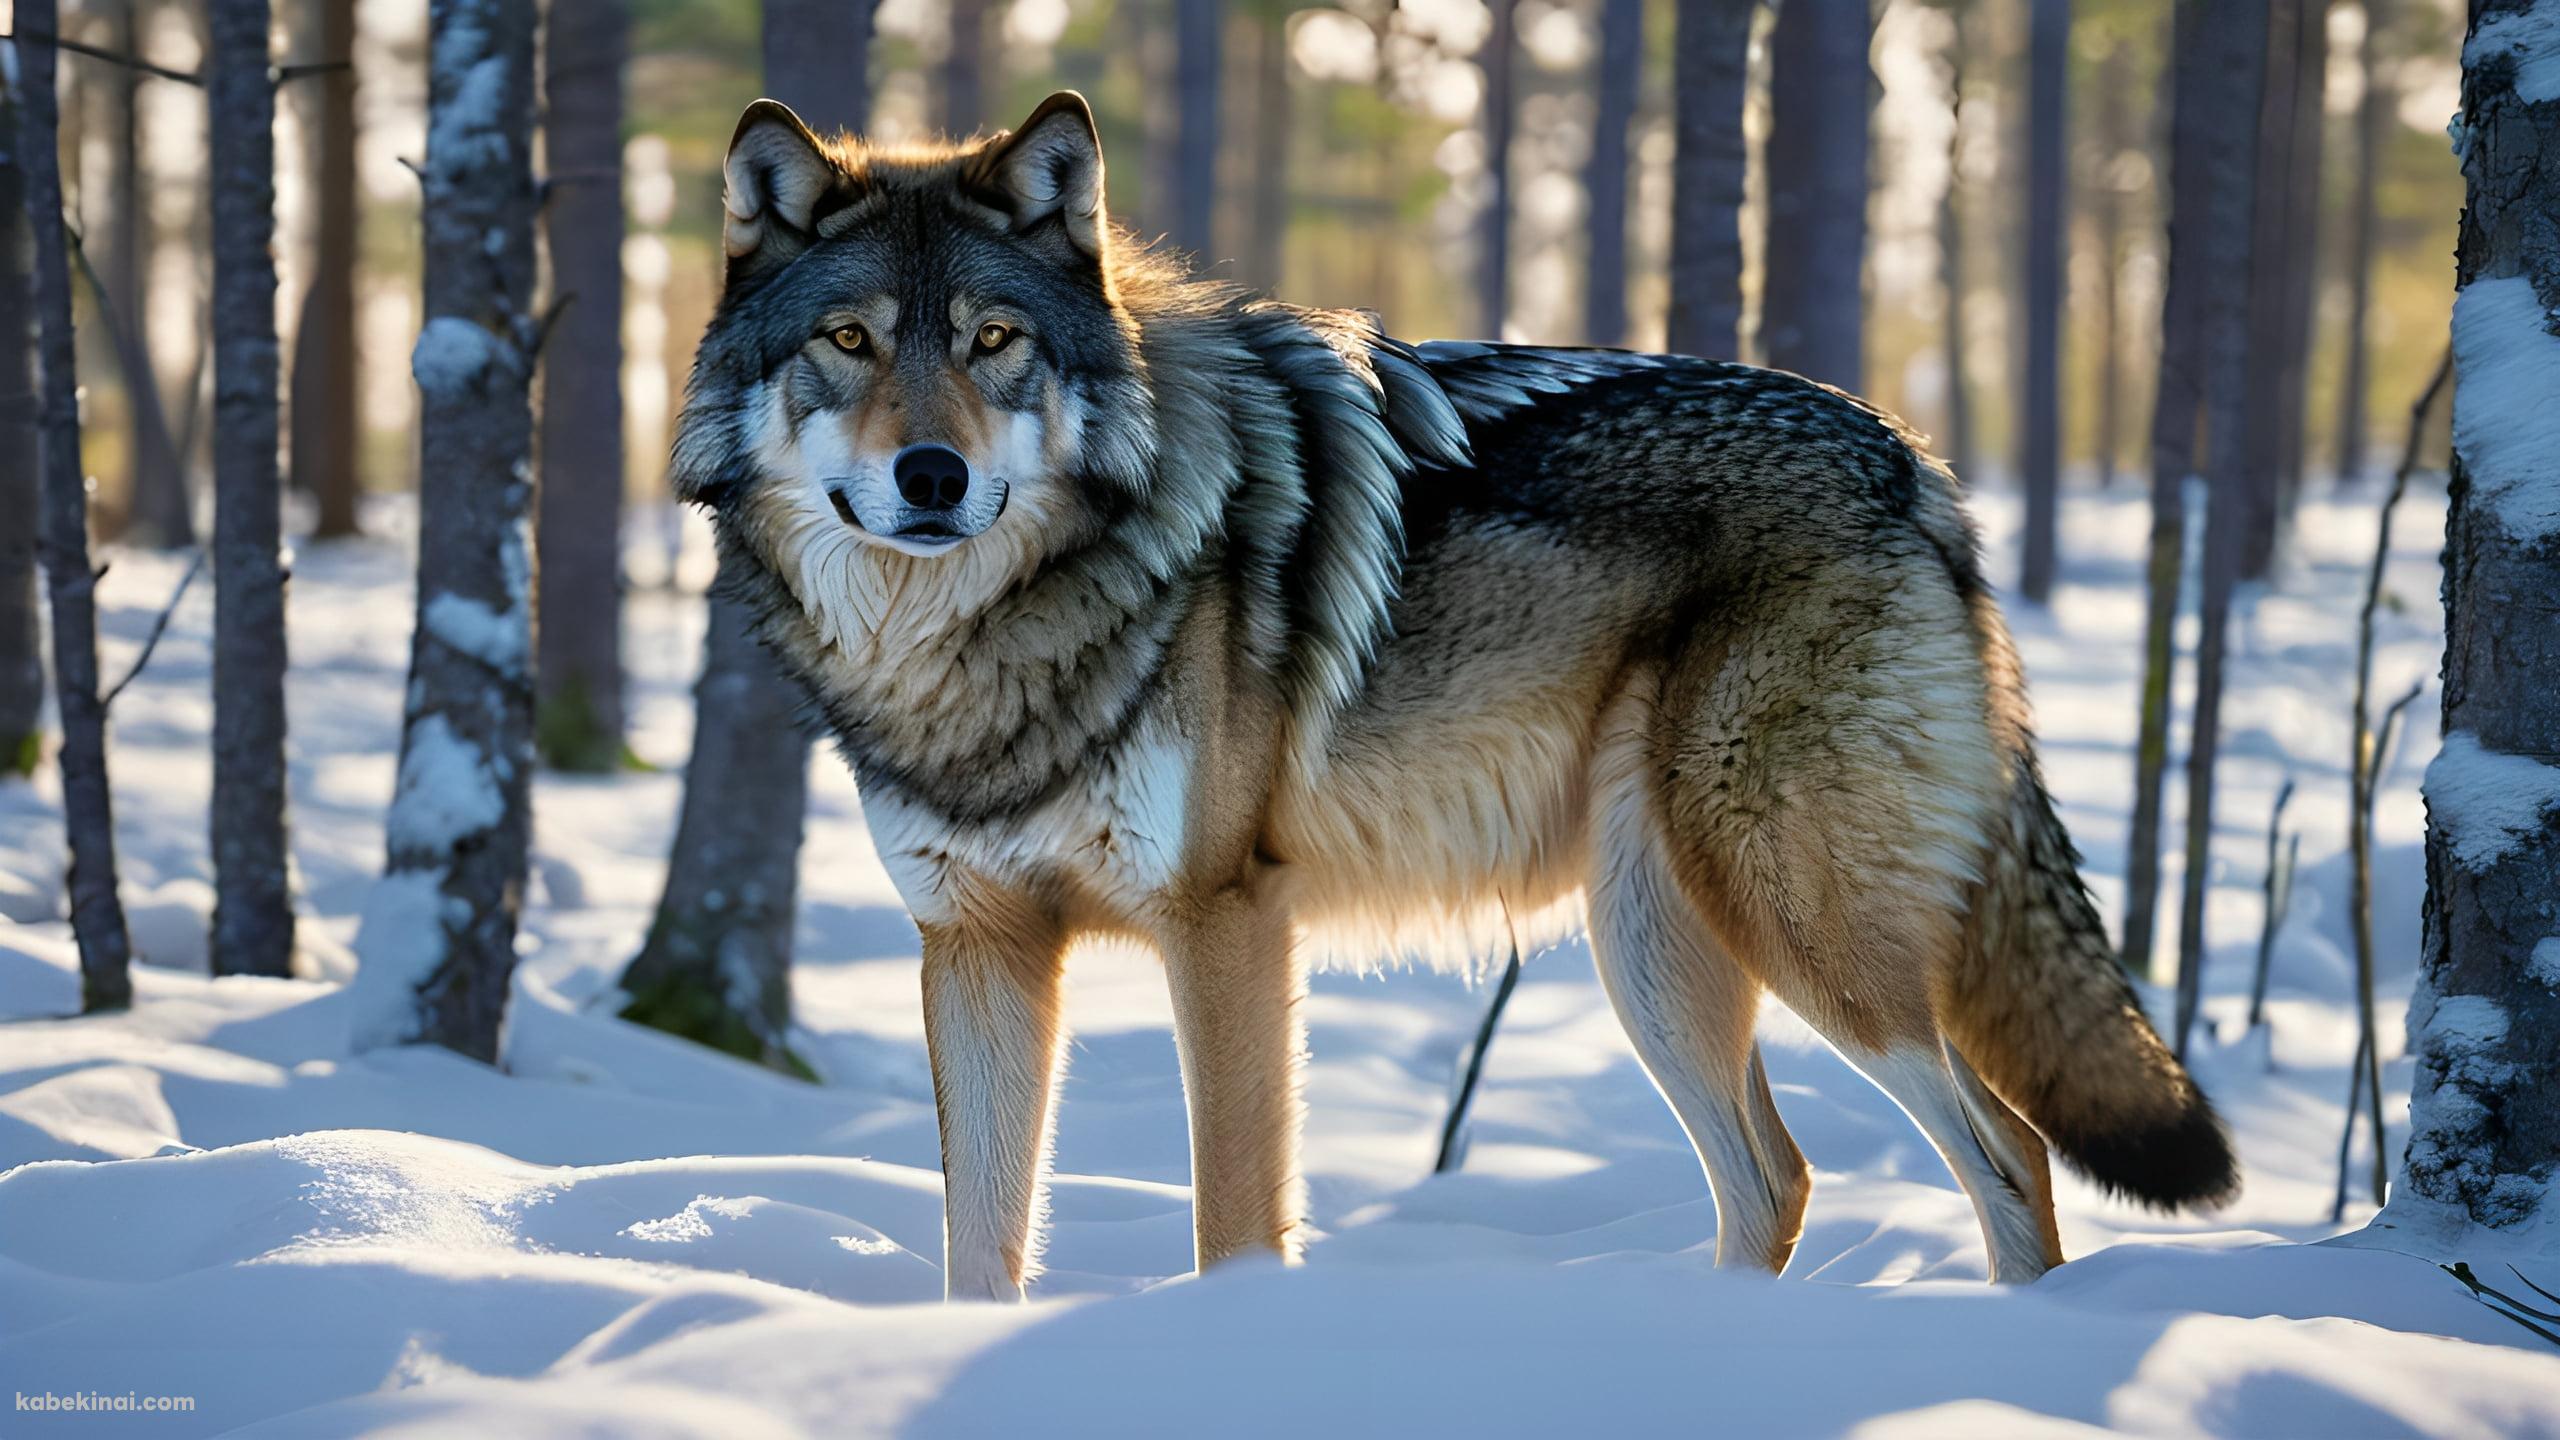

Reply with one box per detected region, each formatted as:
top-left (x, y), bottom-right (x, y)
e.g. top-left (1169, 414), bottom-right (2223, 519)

top-left (1944, 595), bottom-right (2241, 1211)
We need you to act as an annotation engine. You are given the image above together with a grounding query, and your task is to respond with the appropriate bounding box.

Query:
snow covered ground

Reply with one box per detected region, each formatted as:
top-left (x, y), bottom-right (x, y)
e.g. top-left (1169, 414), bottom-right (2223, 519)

top-left (5, 486), bottom-right (2558, 1438)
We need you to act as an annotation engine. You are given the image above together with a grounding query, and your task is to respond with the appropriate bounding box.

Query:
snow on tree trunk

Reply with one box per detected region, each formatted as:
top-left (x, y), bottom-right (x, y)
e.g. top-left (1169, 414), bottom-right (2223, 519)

top-left (291, 0), bottom-right (364, 540)
top-left (208, 0), bottom-right (296, 976)
top-left (1583, 0), bottom-right (1640, 347)
top-left (535, 0), bottom-right (627, 774)
top-left (2378, 0), bottom-right (2560, 1245)
top-left (1665, 0), bottom-right (1753, 361)
top-left (1762, 0), bottom-right (1871, 390)
top-left (618, 0), bottom-right (871, 1071)
top-left (1478, 0), bottom-right (1516, 339)
top-left (16, 6), bottom-right (137, 1009)
top-left (1, 64), bottom-right (44, 779)
top-left (350, 0), bottom-right (539, 1062)
top-left (2018, 0), bottom-right (2069, 604)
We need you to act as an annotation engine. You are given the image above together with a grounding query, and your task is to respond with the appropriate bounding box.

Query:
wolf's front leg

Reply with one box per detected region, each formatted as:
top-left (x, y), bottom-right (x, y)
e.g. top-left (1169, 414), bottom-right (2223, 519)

top-left (1161, 882), bottom-right (1307, 1271)
top-left (920, 897), bottom-right (1068, 1301)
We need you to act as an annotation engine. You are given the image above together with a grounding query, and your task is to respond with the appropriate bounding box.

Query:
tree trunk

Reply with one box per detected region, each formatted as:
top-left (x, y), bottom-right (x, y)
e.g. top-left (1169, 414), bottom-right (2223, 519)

top-left (107, 0), bottom-right (193, 550)
top-left (2172, 0), bottom-right (2273, 1053)
top-left (1171, 0), bottom-right (1222, 261)
top-left (1763, 0), bottom-right (1871, 389)
top-left (1478, 0), bottom-right (1516, 339)
top-left (2236, 0), bottom-right (2303, 581)
top-left (2092, 39), bottom-right (2131, 490)
top-left (2124, 0), bottom-right (2230, 979)
top-left (16, 8), bottom-right (138, 1009)
top-left (207, 0), bottom-right (296, 977)
top-left (1939, 2), bottom-right (1977, 478)
top-left (1666, 0), bottom-right (1754, 360)
top-left (620, 0), bottom-right (873, 1071)
top-left (1241, 8), bottom-right (1290, 294)
top-left (943, 0), bottom-right (986, 136)
top-left (2019, 0), bottom-right (2070, 604)
top-left (2274, 0), bottom-right (2330, 507)
top-left (1, 68), bottom-right (44, 779)
top-left (2380, 0), bottom-right (2560, 1240)
top-left (349, 0), bottom-right (539, 1061)
top-left (536, 0), bottom-right (628, 774)
top-left (1583, 0), bottom-right (1641, 346)
top-left (291, 0), bottom-right (362, 539)
top-left (2334, 0), bottom-right (2392, 484)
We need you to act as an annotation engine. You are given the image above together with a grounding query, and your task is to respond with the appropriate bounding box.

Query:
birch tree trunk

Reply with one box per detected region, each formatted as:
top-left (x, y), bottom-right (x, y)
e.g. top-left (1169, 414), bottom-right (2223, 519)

top-left (1478, 0), bottom-right (1516, 339)
top-left (208, 0), bottom-right (295, 976)
top-left (350, 0), bottom-right (539, 1061)
top-left (2378, 0), bottom-right (2560, 1241)
top-left (0, 67), bottom-right (43, 779)
top-left (2019, 0), bottom-right (2070, 604)
top-left (290, 0), bottom-right (363, 539)
top-left (1762, 0), bottom-right (1871, 389)
top-left (16, 7), bottom-right (137, 1009)
top-left (1666, 0), bottom-right (1754, 361)
top-left (1583, 0), bottom-right (1640, 347)
top-left (621, 0), bottom-right (874, 1071)
top-left (536, 0), bottom-right (627, 773)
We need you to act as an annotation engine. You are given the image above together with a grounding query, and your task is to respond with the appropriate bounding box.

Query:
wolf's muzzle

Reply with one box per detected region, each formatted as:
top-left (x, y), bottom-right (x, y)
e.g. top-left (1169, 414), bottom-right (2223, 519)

top-left (825, 444), bottom-right (1010, 556)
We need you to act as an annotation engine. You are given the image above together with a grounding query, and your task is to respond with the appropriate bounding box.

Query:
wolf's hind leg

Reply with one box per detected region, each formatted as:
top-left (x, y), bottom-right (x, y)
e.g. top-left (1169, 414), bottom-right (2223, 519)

top-left (1160, 880), bottom-right (1308, 1271)
top-left (921, 891), bottom-right (1070, 1301)
top-left (1589, 683), bottom-right (1812, 1273)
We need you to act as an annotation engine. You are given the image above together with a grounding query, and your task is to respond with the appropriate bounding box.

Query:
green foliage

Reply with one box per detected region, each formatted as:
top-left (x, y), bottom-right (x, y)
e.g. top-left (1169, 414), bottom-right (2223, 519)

top-left (619, 963), bottom-right (817, 1083)
top-left (1, 729), bottom-right (37, 780)
top-left (536, 675), bottom-right (622, 774)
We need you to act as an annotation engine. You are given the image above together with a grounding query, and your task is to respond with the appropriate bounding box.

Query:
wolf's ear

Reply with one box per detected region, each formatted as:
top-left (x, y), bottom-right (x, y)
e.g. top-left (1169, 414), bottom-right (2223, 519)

top-left (723, 99), bottom-right (845, 273)
top-left (968, 92), bottom-right (1108, 264)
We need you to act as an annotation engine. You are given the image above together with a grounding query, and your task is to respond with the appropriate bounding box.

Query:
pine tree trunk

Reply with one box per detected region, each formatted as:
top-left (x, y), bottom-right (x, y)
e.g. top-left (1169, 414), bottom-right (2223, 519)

top-left (1666, 0), bottom-right (1754, 360)
top-left (1478, 0), bottom-right (1516, 339)
top-left (2172, 0), bottom-right (2272, 1052)
top-left (2092, 40), bottom-right (2131, 490)
top-left (2274, 0), bottom-right (2330, 507)
top-left (291, 0), bottom-right (362, 539)
top-left (1171, 0), bottom-right (1222, 260)
top-left (107, 0), bottom-right (193, 550)
top-left (943, 0), bottom-right (986, 135)
top-left (208, 0), bottom-right (295, 977)
top-left (620, 0), bottom-right (873, 1071)
top-left (0, 68), bottom-right (44, 779)
top-left (2381, 0), bottom-right (2560, 1240)
top-left (1583, 0), bottom-right (1640, 346)
top-left (2237, 0), bottom-right (2302, 581)
top-left (1241, 10), bottom-right (1290, 294)
top-left (536, 0), bottom-right (628, 774)
top-left (1763, 0), bottom-right (1871, 389)
top-left (2019, 0), bottom-right (2070, 604)
top-left (1939, 3), bottom-right (1976, 478)
top-left (349, 0), bottom-right (539, 1061)
top-left (17, 7), bottom-right (137, 1009)
top-left (2333, 0), bottom-right (2392, 486)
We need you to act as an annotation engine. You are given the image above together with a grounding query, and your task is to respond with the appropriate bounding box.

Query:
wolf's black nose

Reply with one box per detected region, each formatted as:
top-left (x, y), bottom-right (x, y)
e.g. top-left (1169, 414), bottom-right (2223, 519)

top-left (894, 444), bottom-right (971, 510)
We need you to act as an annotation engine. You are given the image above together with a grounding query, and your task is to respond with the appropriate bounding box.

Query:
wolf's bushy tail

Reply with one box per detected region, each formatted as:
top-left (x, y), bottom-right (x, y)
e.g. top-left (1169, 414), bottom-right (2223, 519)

top-left (1945, 601), bottom-right (2240, 1211)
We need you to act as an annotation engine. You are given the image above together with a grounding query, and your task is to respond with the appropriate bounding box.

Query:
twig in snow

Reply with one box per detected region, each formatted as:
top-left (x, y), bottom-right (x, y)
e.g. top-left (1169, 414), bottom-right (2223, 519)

top-left (2444, 1263), bottom-right (2560, 1348)
top-left (101, 550), bottom-right (203, 708)
top-left (1435, 939), bottom-right (1525, 1175)
top-left (2246, 777), bottom-right (2297, 1037)
top-left (2331, 1026), bottom-right (2368, 1225)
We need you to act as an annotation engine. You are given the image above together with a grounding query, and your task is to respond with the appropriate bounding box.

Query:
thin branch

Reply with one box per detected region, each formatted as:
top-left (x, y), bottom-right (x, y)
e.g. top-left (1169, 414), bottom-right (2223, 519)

top-left (0, 28), bottom-right (201, 85)
top-left (271, 59), bottom-right (355, 85)
top-left (101, 550), bottom-right (204, 709)
top-left (2246, 776), bottom-right (2296, 1034)
top-left (1435, 939), bottom-right (1525, 1175)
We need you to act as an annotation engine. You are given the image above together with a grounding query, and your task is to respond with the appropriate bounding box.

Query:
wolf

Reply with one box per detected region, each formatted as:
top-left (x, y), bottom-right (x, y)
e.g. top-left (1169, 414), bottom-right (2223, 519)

top-left (674, 91), bottom-right (2239, 1301)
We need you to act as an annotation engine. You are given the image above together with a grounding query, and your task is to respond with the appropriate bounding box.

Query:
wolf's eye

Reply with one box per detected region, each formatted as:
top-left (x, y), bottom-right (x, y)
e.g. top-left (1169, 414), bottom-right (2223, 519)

top-left (829, 325), bottom-right (869, 354)
top-left (973, 322), bottom-right (1015, 356)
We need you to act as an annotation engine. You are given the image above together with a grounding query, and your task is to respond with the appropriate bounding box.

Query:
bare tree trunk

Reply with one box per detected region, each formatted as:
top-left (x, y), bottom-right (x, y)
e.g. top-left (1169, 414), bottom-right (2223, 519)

top-left (2019, 0), bottom-right (2070, 604)
top-left (621, 0), bottom-right (874, 1070)
top-left (16, 9), bottom-right (138, 1009)
top-left (1, 69), bottom-right (44, 779)
top-left (2236, 0), bottom-right (2303, 582)
top-left (350, 0), bottom-right (539, 1061)
top-left (2274, 0), bottom-right (2330, 507)
top-left (1666, 0), bottom-right (1754, 360)
top-left (1241, 8), bottom-right (1290, 294)
top-left (2380, 0), bottom-right (2560, 1241)
top-left (291, 0), bottom-right (362, 539)
top-left (1583, 0), bottom-right (1641, 346)
top-left (1939, 3), bottom-right (1977, 477)
top-left (1170, 0), bottom-right (1222, 260)
top-left (2333, 0), bottom-right (2392, 484)
top-left (1763, 0), bottom-right (1870, 389)
top-left (2172, 0), bottom-right (2272, 1055)
top-left (943, 0), bottom-right (986, 135)
top-left (207, 0), bottom-right (295, 977)
top-left (536, 0), bottom-right (627, 774)
top-left (1478, 0), bottom-right (1516, 339)
top-left (107, 0), bottom-right (193, 550)
top-left (2092, 40), bottom-right (2131, 490)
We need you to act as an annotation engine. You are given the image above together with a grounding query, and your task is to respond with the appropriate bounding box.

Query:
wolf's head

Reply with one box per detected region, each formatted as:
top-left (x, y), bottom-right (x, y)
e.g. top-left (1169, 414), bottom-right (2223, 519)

top-left (674, 93), bottom-right (1166, 631)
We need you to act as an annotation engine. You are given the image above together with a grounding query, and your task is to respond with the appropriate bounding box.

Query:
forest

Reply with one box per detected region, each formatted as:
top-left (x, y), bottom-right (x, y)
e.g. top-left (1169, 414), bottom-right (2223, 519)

top-left (2, 0), bottom-right (2558, 1434)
